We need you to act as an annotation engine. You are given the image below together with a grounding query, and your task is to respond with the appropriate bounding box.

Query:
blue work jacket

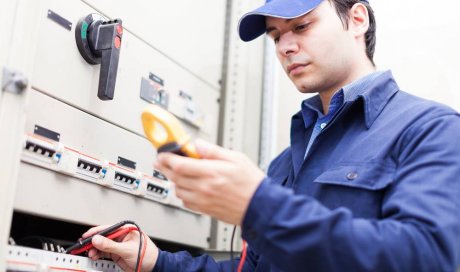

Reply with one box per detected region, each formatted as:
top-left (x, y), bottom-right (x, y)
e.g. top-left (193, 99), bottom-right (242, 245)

top-left (153, 71), bottom-right (460, 271)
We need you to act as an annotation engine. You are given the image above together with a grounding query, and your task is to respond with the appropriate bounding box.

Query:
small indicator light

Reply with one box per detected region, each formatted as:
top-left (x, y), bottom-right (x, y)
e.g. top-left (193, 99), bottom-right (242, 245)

top-left (114, 36), bottom-right (121, 49)
top-left (116, 24), bottom-right (123, 35)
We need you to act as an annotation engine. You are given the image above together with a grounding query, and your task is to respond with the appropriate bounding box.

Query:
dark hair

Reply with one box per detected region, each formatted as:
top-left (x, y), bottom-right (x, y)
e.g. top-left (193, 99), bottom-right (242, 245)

top-left (329, 0), bottom-right (376, 66)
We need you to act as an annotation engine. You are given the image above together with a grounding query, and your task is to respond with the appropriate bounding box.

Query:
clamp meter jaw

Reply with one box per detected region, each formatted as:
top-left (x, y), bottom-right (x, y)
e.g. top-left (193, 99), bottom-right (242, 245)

top-left (141, 105), bottom-right (200, 159)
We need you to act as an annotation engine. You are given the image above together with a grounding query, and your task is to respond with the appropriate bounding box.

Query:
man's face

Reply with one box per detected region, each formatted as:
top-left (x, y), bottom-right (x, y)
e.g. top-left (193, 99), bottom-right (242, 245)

top-left (266, 1), bottom-right (358, 94)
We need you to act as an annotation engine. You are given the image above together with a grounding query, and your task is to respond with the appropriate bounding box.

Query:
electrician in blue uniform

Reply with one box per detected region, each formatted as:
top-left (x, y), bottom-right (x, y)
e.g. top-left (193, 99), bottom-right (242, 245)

top-left (83, 0), bottom-right (460, 271)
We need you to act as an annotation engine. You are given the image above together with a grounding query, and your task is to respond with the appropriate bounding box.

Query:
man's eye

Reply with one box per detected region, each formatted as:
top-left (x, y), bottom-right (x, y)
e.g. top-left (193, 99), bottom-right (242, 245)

top-left (294, 23), bottom-right (310, 32)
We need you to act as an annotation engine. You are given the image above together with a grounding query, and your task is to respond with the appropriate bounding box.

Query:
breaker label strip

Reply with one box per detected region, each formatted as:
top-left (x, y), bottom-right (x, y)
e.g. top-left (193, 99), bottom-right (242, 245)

top-left (47, 10), bottom-right (72, 31)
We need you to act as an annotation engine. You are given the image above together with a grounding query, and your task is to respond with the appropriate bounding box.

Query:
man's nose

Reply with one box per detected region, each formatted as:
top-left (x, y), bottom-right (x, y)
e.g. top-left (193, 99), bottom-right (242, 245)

top-left (277, 32), bottom-right (298, 57)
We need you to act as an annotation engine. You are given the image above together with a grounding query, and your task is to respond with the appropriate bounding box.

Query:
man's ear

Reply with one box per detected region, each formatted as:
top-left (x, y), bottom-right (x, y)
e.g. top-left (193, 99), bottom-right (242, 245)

top-left (349, 3), bottom-right (370, 38)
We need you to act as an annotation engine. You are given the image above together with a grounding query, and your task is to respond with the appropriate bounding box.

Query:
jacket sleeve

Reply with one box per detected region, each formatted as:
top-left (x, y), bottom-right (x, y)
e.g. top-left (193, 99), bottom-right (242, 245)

top-left (241, 113), bottom-right (460, 271)
top-left (152, 245), bottom-right (259, 272)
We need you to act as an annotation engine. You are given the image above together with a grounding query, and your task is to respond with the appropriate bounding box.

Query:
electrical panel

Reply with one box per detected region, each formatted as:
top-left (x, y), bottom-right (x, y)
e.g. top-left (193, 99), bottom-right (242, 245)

top-left (1, 0), bottom-right (222, 269)
top-left (1, 0), bottom-right (264, 270)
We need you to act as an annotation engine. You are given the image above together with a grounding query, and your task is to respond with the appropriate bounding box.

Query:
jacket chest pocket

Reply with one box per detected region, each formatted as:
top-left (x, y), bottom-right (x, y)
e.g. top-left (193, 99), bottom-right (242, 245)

top-left (311, 162), bottom-right (395, 218)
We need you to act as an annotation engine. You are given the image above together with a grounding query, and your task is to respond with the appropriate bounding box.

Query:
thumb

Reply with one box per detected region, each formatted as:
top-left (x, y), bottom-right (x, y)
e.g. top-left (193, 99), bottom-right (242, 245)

top-left (92, 235), bottom-right (128, 257)
top-left (194, 139), bottom-right (230, 160)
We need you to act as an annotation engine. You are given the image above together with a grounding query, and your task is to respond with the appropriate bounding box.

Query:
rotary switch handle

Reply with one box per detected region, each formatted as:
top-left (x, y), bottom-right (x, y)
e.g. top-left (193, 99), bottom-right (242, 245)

top-left (75, 15), bottom-right (123, 100)
top-left (96, 22), bottom-right (122, 100)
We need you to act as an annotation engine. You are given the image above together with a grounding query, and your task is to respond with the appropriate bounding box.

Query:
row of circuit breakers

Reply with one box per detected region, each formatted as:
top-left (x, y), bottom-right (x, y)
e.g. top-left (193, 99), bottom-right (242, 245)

top-left (22, 124), bottom-right (187, 211)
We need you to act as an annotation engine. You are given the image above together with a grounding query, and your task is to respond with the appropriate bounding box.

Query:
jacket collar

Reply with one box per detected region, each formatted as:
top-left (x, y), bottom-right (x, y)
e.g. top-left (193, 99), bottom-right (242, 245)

top-left (295, 70), bottom-right (399, 129)
top-left (355, 70), bottom-right (399, 128)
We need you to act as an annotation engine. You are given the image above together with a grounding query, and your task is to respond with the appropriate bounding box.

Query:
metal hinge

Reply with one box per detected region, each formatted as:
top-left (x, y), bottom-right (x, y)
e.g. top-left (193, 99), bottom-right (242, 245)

top-left (2, 67), bottom-right (28, 94)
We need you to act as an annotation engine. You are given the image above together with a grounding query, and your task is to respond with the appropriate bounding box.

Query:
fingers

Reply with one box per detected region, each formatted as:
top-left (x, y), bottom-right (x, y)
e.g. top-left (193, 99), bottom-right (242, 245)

top-left (174, 183), bottom-right (221, 214)
top-left (155, 153), bottom-right (210, 178)
top-left (87, 247), bottom-right (112, 260)
top-left (174, 186), bottom-right (200, 205)
top-left (87, 248), bottom-right (99, 259)
top-left (163, 168), bottom-right (211, 191)
top-left (194, 139), bottom-right (231, 160)
top-left (90, 235), bottom-right (130, 258)
top-left (153, 140), bottom-right (241, 185)
top-left (173, 185), bottom-right (230, 218)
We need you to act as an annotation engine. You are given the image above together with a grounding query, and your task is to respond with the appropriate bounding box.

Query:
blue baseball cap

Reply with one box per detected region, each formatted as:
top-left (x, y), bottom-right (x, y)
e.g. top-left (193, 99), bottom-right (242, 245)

top-left (238, 0), bottom-right (369, 42)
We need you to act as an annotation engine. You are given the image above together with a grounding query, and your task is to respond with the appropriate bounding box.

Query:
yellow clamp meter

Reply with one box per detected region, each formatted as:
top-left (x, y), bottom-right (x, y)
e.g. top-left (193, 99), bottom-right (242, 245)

top-left (141, 105), bottom-right (200, 158)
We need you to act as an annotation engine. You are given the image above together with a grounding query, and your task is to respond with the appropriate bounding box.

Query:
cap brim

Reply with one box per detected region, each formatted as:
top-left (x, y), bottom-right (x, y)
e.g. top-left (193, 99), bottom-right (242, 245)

top-left (238, 0), bottom-right (324, 42)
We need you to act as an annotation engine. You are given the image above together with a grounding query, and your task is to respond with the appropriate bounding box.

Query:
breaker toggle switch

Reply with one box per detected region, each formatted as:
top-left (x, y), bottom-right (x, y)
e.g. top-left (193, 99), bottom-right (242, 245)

top-left (75, 14), bottom-right (123, 100)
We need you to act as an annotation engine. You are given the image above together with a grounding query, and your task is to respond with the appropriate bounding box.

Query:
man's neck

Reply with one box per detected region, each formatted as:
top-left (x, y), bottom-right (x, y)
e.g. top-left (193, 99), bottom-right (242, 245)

top-left (319, 64), bottom-right (376, 114)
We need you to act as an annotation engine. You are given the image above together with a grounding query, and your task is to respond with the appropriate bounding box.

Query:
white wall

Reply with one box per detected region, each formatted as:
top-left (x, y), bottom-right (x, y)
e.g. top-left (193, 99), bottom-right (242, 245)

top-left (373, 0), bottom-right (460, 111)
top-left (271, 0), bottom-right (460, 155)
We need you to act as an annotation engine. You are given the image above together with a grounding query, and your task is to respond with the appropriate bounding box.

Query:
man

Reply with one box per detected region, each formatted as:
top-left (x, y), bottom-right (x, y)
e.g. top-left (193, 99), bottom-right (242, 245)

top-left (83, 0), bottom-right (460, 271)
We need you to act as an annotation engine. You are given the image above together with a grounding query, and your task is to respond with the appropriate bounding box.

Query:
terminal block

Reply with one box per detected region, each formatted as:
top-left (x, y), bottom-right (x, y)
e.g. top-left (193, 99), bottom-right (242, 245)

top-left (23, 136), bottom-right (77, 176)
top-left (75, 14), bottom-right (123, 100)
top-left (144, 175), bottom-right (170, 203)
top-left (23, 135), bottom-right (58, 166)
top-left (110, 164), bottom-right (146, 196)
top-left (75, 157), bottom-right (113, 186)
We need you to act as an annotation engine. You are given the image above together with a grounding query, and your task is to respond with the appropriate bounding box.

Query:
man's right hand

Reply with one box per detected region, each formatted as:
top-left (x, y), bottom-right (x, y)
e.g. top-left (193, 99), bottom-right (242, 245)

top-left (82, 224), bottom-right (159, 272)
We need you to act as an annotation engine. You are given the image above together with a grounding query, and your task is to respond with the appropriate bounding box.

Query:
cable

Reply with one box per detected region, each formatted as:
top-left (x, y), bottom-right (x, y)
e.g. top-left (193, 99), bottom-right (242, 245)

top-left (126, 221), bottom-right (143, 272)
top-left (230, 225), bottom-right (247, 272)
top-left (237, 240), bottom-right (247, 272)
top-left (138, 232), bottom-right (148, 271)
top-left (230, 225), bottom-right (237, 272)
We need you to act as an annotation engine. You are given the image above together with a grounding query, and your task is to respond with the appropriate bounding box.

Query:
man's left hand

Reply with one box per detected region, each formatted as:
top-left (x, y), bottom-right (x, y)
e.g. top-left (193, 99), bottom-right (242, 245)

top-left (154, 140), bottom-right (265, 225)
